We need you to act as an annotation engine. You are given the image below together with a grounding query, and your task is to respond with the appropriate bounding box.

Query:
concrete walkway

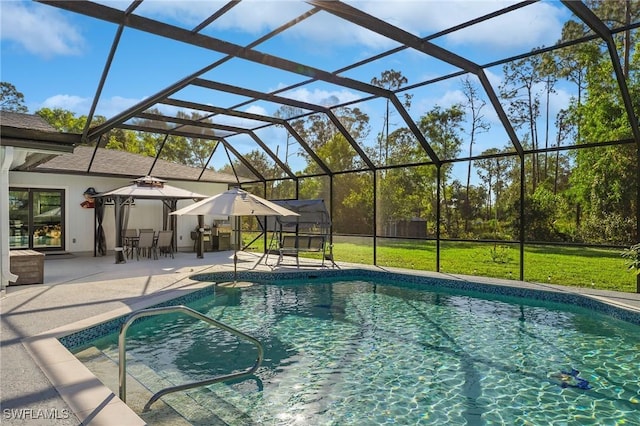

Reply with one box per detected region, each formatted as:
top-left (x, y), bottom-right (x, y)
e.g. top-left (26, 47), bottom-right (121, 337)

top-left (2, 251), bottom-right (639, 425)
top-left (1, 250), bottom-right (276, 425)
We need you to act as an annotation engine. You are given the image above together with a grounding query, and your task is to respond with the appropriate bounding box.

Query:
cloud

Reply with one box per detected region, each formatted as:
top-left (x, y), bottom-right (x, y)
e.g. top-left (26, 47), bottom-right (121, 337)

top-left (6, 0), bottom-right (566, 64)
top-left (210, 1), bottom-right (567, 57)
top-left (0, 1), bottom-right (84, 58)
top-left (39, 94), bottom-right (144, 119)
top-left (97, 96), bottom-right (145, 118)
top-left (214, 111), bottom-right (265, 129)
top-left (132, 0), bottom-right (310, 35)
top-left (123, 1), bottom-right (215, 26)
top-left (41, 94), bottom-right (88, 112)
top-left (280, 87), bottom-right (362, 106)
top-left (549, 87), bottom-right (572, 115)
top-left (441, 2), bottom-right (566, 49)
top-left (328, 1), bottom-right (565, 51)
top-left (483, 68), bottom-right (503, 89)
top-left (245, 105), bottom-right (268, 116)
top-left (207, 1), bottom-right (311, 34)
top-left (284, 12), bottom-right (394, 50)
top-left (106, 0), bottom-right (394, 50)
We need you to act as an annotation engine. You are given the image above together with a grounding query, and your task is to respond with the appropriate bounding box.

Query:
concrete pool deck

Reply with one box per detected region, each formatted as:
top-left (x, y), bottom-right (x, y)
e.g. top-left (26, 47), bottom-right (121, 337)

top-left (2, 250), bottom-right (640, 425)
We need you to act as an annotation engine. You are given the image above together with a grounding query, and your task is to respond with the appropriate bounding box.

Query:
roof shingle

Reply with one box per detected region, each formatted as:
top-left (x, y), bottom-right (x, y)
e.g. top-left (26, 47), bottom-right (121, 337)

top-left (35, 145), bottom-right (248, 184)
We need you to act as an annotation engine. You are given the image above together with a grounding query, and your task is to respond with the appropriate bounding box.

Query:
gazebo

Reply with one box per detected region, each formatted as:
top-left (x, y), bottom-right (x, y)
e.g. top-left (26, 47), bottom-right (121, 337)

top-left (94, 176), bottom-right (208, 263)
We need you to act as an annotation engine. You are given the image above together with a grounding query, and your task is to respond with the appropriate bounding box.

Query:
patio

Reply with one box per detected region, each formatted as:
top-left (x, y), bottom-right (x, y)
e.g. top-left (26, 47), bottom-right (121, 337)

top-left (0, 250), bottom-right (294, 425)
top-left (2, 251), bottom-right (640, 425)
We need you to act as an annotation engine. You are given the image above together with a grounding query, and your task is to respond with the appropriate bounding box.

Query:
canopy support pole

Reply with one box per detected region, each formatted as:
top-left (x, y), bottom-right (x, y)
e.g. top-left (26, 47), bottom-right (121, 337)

top-left (196, 215), bottom-right (204, 259)
top-left (114, 196), bottom-right (126, 264)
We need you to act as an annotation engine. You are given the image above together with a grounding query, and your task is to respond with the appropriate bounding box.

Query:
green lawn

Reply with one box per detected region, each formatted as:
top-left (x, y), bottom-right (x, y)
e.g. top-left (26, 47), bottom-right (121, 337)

top-left (245, 234), bottom-right (638, 293)
top-left (332, 240), bottom-right (637, 293)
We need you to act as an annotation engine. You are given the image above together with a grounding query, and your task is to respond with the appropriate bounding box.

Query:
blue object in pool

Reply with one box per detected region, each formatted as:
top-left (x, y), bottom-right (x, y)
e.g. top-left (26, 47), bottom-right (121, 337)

top-left (553, 368), bottom-right (592, 390)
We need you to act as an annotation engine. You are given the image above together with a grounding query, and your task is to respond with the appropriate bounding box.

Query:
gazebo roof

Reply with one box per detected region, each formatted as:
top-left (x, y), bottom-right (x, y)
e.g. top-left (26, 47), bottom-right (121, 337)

top-left (96, 176), bottom-right (208, 200)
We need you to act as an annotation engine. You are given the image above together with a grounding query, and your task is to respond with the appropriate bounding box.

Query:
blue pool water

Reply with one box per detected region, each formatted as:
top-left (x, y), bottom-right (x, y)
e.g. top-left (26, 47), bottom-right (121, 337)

top-left (75, 276), bottom-right (640, 425)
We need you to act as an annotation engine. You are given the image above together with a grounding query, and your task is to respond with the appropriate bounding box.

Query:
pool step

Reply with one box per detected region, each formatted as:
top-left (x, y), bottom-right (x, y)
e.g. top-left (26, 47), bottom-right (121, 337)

top-left (122, 359), bottom-right (259, 425)
top-left (184, 378), bottom-right (264, 425)
top-left (189, 354), bottom-right (330, 425)
top-left (102, 346), bottom-right (240, 425)
top-left (75, 347), bottom-right (229, 425)
top-left (98, 345), bottom-right (256, 425)
top-left (74, 347), bottom-right (191, 425)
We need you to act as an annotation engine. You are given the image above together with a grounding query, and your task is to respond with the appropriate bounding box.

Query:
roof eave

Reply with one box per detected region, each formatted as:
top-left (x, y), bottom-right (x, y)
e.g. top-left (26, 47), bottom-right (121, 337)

top-left (1, 126), bottom-right (80, 153)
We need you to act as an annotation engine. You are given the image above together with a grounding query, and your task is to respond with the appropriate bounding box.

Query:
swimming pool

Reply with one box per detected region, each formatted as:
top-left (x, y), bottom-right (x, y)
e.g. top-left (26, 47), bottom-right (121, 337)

top-left (64, 271), bottom-right (640, 425)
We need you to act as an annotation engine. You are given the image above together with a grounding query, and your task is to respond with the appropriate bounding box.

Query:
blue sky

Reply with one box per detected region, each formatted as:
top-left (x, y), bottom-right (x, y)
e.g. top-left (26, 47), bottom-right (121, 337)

top-left (1, 0), bottom-right (576, 180)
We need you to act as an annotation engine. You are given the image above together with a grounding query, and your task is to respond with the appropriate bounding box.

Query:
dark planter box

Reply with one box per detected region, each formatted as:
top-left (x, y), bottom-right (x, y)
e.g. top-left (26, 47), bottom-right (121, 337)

top-left (9, 250), bottom-right (45, 285)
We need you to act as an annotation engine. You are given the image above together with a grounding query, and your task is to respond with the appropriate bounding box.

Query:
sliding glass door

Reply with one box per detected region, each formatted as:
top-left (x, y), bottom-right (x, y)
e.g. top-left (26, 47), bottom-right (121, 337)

top-left (9, 189), bottom-right (29, 249)
top-left (9, 188), bottom-right (65, 251)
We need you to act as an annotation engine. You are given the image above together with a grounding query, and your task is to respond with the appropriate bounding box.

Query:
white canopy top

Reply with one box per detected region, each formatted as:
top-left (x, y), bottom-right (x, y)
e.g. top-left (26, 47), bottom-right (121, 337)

top-left (96, 176), bottom-right (208, 200)
top-left (171, 187), bottom-right (299, 217)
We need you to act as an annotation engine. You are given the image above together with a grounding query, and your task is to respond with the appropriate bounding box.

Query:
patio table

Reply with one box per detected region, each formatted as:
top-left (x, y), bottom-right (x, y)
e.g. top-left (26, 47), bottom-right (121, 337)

top-left (125, 233), bottom-right (159, 260)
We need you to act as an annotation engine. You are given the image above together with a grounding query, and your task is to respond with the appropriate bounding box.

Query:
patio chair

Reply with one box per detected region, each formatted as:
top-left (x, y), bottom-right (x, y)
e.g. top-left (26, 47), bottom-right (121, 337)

top-left (122, 229), bottom-right (138, 259)
top-left (155, 230), bottom-right (174, 258)
top-left (278, 235), bottom-right (300, 267)
top-left (136, 230), bottom-right (156, 260)
top-left (308, 235), bottom-right (326, 266)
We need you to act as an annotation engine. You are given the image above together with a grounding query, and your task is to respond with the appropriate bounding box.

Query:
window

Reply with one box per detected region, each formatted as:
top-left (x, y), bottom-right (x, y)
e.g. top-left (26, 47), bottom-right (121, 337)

top-left (9, 188), bottom-right (65, 251)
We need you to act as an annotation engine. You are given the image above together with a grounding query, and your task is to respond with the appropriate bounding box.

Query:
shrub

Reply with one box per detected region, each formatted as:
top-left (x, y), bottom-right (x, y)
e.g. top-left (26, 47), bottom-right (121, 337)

top-left (621, 243), bottom-right (640, 275)
top-left (489, 244), bottom-right (512, 264)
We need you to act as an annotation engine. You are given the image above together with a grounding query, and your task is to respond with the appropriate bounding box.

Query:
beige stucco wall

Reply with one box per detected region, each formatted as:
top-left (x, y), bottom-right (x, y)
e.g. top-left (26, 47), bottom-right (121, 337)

top-left (8, 172), bottom-right (228, 254)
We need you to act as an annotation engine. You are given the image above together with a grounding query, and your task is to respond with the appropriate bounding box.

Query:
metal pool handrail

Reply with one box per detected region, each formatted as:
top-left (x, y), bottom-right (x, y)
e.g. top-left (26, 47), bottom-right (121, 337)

top-left (118, 305), bottom-right (264, 412)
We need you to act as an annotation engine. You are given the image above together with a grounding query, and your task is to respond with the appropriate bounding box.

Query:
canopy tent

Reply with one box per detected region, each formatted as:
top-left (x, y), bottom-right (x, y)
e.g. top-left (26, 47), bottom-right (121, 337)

top-left (267, 199), bottom-right (331, 233)
top-left (94, 176), bottom-right (207, 263)
top-left (171, 187), bottom-right (299, 278)
top-left (172, 187), bottom-right (297, 217)
top-left (264, 199), bottom-right (333, 267)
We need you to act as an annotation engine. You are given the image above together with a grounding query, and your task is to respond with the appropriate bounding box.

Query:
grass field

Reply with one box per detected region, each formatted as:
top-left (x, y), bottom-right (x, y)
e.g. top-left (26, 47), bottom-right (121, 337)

top-left (334, 239), bottom-right (636, 293)
top-left (245, 233), bottom-right (638, 293)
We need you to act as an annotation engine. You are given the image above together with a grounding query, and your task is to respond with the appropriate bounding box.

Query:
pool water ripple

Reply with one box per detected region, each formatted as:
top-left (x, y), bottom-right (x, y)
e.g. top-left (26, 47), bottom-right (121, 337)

top-left (82, 279), bottom-right (640, 425)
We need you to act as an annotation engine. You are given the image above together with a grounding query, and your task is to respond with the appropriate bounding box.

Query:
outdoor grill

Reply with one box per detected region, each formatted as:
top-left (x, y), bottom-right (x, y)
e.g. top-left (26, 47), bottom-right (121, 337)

top-left (191, 225), bottom-right (213, 252)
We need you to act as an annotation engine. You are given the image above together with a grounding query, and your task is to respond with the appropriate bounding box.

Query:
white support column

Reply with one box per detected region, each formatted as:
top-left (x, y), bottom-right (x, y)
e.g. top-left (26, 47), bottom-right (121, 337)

top-left (1, 147), bottom-right (19, 291)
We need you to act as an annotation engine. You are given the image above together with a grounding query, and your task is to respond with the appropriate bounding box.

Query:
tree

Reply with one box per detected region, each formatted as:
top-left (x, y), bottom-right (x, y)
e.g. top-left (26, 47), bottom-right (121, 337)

top-left (419, 105), bottom-right (464, 235)
top-left (563, 18), bottom-right (639, 244)
top-left (377, 128), bottom-right (436, 236)
top-left (553, 21), bottom-right (599, 144)
top-left (461, 76), bottom-right (490, 232)
top-left (103, 127), bottom-right (157, 157)
top-left (218, 150), bottom-right (269, 182)
top-left (296, 106), bottom-right (370, 173)
top-left (370, 69), bottom-right (412, 163)
top-left (474, 147), bottom-right (515, 231)
top-left (552, 109), bottom-right (573, 195)
top-left (587, 0), bottom-right (640, 77)
top-left (300, 133), bottom-right (374, 234)
top-left (36, 107), bottom-right (86, 133)
top-left (0, 82), bottom-right (28, 113)
top-left (36, 107), bottom-right (107, 136)
top-left (537, 51), bottom-right (559, 181)
top-left (291, 106), bottom-right (373, 234)
top-left (274, 105), bottom-right (306, 171)
top-left (128, 109), bottom-right (217, 167)
top-left (500, 55), bottom-right (542, 192)
top-left (512, 186), bottom-right (566, 242)
top-left (475, 149), bottom-right (499, 221)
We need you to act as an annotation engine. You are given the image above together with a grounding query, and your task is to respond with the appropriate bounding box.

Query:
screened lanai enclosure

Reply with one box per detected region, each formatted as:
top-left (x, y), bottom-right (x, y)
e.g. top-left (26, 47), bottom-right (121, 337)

top-left (30, 1), bottom-right (640, 292)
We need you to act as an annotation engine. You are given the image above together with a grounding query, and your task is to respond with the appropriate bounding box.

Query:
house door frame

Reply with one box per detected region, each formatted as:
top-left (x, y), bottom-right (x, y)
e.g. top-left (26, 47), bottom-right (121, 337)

top-left (9, 187), bottom-right (65, 252)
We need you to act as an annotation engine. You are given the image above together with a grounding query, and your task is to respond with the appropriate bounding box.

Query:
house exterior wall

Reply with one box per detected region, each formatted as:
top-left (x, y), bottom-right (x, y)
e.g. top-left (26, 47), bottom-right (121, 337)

top-left (9, 171), bottom-right (228, 254)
